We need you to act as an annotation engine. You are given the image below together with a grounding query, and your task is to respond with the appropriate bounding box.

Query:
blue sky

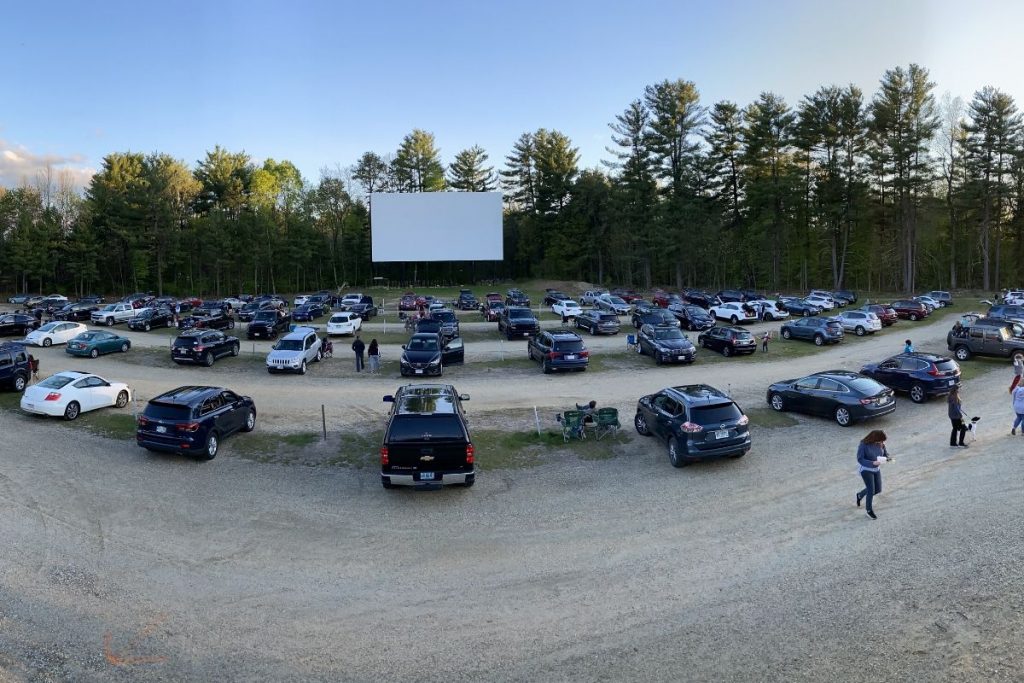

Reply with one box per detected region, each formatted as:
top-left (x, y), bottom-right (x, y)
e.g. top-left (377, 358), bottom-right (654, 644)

top-left (3, 0), bottom-right (1024, 188)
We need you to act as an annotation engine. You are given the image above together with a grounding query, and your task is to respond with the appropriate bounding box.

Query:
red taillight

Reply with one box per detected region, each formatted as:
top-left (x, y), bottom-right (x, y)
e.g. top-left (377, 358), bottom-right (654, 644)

top-left (466, 443), bottom-right (475, 464)
top-left (176, 422), bottom-right (201, 432)
top-left (859, 398), bottom-right (873, 405)
top-left (380, 446), bottom-right (389, 466)
top-left (548, 351), bottom-right (561, 359)
top-left (580, 350), bottom-right (590, 358)
top-left (680, 421), bottom-right (702, 433)
top-left (137, 416), bottom-right (149, 426)
top-left (927, 365), bottom-right (941, 376)
top-left (195, 345), bottom-right (205, 352)
top-left (44, 392), bottom-right (61, 401)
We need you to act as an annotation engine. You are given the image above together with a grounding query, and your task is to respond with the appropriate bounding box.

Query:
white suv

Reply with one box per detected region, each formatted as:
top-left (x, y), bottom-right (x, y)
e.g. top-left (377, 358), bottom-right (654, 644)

top-left (834, 310), bottom-right (881, 336)
top-left (266, 326), bottom-right (323, 374)
top-left (326, 312), bottom-right (361, 336)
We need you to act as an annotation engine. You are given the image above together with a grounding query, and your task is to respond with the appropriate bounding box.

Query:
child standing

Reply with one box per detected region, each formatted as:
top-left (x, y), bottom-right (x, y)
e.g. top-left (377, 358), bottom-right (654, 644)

top-left (761, 330), bottom-right (771, 352)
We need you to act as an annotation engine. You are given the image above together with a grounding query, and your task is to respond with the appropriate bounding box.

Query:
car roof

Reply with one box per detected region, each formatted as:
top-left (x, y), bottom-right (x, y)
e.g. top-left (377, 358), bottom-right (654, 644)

top-left (51, 370), bottom-right (92, 379)
top-left (282, 326), bottom-right (317, 339)
top-left (151, 385), bottom-right (224, 405)
top-left (664, 384), bottom-right (733, 406)
top-left (394, 384), bottom-right (461, 414)
top-left (547, 330), bottom-right (582, 340)
top-left (890, 352), bottom-right (951, 362)
top-left (810, 370), bottom-right (865, 380)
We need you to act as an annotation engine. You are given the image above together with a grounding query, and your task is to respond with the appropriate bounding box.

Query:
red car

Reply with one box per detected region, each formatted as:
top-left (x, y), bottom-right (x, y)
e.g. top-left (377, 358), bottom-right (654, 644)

top-left (861, 304), bottom-right (898, 326)
top-left (651, 290), bottom-right (683, 308)
top-left (481, 298), bottom-right (505, 322)
top-left (398, 292), bottom-right (418, 311)
top-left (613, 289), bottom-right (642, 303)
top-left (889, 300), bottom-right (929, 321)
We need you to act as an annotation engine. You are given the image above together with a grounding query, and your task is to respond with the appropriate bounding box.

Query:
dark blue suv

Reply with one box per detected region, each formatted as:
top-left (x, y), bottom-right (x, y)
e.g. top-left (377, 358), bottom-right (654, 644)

top-left (0, 342), bottom-right (31, 392)
top-left (527, 330), bottom-right (589, 373)
top-left (860, 352), bottom-right (961, 403)
top-left (136, 386), bottom-right (256, 460)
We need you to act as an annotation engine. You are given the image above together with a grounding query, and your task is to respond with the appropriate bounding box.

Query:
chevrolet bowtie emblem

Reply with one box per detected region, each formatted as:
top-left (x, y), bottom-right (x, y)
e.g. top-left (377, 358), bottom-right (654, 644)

top-left (420, 455), bottom-right (435, 462)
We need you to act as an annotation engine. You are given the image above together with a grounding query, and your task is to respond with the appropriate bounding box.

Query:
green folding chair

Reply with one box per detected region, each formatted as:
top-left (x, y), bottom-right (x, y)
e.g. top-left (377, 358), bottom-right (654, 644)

top-left (561, 410), bottom-right (586, 442)
top-left (594, 407), bottom-right (621, 440)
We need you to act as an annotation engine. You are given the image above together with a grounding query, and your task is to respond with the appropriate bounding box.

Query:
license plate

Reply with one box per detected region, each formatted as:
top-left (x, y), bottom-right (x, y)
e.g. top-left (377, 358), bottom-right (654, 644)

top-left (948, 379), bottom-right (955, 386)
top-left (714, 429), bottom-right (729, 439)
top-left (522, 332), bottom-right (530, 337)
top-left (156, 426), bottom-right (167, 434)
top-left (880, 396), bottom-right (891, 404)
top-left (565, 354), bottom-right (577, 360)
top-left (420, 472), bottom-right (435, 481)
top-left (415, 369), bottom-right (423, 374)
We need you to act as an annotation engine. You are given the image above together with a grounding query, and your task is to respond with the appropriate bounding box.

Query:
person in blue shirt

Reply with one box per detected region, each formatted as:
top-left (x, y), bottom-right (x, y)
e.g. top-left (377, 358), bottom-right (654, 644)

top-left (856, 429), bottom-right (891, 520)
top-left (903, 339), bottom-right (914, 354)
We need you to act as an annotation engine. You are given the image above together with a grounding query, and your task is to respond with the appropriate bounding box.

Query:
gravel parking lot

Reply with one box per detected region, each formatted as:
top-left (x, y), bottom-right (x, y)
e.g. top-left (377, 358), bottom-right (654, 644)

top-left (2, 305), bottom-right (1024, 681)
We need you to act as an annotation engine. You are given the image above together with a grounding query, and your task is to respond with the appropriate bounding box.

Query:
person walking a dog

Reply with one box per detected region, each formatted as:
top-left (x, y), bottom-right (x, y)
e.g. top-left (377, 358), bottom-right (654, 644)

top-left (948, 385), bottom-right (968, 448)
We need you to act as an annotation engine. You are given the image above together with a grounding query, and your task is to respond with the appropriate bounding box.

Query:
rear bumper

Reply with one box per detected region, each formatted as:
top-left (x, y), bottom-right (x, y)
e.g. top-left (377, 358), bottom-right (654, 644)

top-left (382, 470), bottom-right (476, 487)
top-left (20, 399), bottom-right (64, 417)
top-left (854, 402), bottom-right (897, 421)
top-left (685, 436), bottom-right (752, 461)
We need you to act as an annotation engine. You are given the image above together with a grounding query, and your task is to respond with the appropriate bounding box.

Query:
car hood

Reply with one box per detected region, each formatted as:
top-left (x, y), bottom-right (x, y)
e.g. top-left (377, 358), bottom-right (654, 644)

top-left (652, 338), bottom-right (694, 351)
top-left (24, 330), bottom-right (48, 341)
top-left (267, 349), bottom-right (303, 362)
top-left (402, 348), bottom-right (441, 363)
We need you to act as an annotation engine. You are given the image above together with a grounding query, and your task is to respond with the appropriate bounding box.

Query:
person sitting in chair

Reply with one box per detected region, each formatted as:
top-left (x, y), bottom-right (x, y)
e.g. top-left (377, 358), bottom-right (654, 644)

top-left (578, 400), bottom-right (598, 425)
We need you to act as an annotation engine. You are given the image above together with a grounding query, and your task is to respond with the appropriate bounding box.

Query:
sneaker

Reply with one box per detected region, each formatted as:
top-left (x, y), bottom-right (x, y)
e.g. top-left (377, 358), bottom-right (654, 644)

top-left (856, 492), bottom-right (864, 508)
top-left (866, 510), bottom-right (877, 520)
top-left (1013, 429), bottom-right (1017, 436)
top-left (959, 443), bottom-right (970, 448)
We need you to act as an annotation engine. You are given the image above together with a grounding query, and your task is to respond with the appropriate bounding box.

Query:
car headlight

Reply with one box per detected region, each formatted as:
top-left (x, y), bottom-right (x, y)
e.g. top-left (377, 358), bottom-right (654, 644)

top-left (428, 356), bottom-right (441, 366)
top-left (400, 356), bottom-right (411, 366)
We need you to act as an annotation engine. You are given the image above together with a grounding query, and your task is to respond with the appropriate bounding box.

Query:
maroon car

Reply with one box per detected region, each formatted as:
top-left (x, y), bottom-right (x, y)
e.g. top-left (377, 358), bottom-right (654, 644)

top-left (862, 304), bottom-right (899, 327)
top-left (398, 292), bottom-right (418, 311)
top-left (889, 300), bottom-right (929, 321)
top-left (613, 289), bottom-right (642, 303)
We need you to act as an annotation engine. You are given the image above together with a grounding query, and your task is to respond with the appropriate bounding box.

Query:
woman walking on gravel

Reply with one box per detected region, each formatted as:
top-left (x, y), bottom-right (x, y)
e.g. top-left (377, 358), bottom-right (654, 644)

top-left (856, 430), bottom-right (890, 520)
top-left (368, 338), bottom-right (381, 374)
top-left (948, 385), bottom-right (968, 448)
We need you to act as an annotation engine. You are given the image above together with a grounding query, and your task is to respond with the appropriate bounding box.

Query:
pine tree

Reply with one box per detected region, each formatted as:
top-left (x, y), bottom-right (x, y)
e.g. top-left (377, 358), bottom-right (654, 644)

top-left (448, 145), bottom-right (496, 191)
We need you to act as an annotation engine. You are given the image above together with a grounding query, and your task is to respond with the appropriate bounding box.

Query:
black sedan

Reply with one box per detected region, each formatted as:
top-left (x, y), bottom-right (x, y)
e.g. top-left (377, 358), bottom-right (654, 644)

top-left (697, 326), bottom-right (756, 356)
top-left (349, 303), bottom-right (378, 320)
top-left (778, 297), bottom-right (821, 317)
top-left (0, 314), bottom-right (38, 336)
top-left (53, 303), bottom-right (99, 322)
top-left (171, 330), bottom-right (241, 366)
top-left (860, 352), bottom-right (961, 403)
top-left (637, 324), bottom-right (696, 364)
top-left (670, 303), bottom-right (715, 331)
top-left (400, 333), bottom-right (465, 377)
top-left (767, 371), bottom-right (896, 427)
top-left (292, 303), bottom-right (326, 322)
top-left (683, 290), bottom-right (718, 309)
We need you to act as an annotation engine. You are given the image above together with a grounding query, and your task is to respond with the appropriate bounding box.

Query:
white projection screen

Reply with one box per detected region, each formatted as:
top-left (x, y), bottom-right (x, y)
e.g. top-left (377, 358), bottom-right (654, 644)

top-left (371, 192), bottom-right (503, 262)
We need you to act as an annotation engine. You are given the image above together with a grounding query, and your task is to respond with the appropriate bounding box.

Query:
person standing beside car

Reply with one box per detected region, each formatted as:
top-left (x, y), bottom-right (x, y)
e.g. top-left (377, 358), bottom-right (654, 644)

top-left (1011, 355), bottom-right (1024, 393)
top-left (948, 385), bottom-right (968, 448)
top-left (368, 338), bottom-right (380, 374)
top-left (1011, 383), bottom-right (1024, 435)
top-left (856, 429), bottom-right (890, 520)
top-left (352, 334), bottom-right (365, 372)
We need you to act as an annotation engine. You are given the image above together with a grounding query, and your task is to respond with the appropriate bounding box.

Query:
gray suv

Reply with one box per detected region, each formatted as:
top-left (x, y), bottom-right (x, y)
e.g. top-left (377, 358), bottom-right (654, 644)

top-left (266, 326), bottom-right (323, 374)
top-left (948, 322), bottom-right (1024, 362)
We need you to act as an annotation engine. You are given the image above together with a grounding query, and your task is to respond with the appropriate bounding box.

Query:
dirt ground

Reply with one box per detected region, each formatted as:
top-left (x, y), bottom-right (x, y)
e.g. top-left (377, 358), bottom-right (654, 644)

top-left (2, 304), bottom-right (1024, 681)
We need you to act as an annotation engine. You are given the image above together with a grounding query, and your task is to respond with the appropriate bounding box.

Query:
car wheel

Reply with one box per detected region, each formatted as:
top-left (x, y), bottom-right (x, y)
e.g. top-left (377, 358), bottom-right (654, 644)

top-left (655, 353), bottom-right (663, 365)
top-left (814, 334), bottom-right (824, 346)
top-left (834, 406), bottom-right (852, 426)
top-left (855, 326), bottom-right (865, 336)
top-left (242, 409), bottom-right (256, 432)
top-left (115, 390), bottom-right (129, 408)
top-left (121, 342), bottom-right (129, 353)
top-left (782, 329), bottom-right (792, 339)
top-left (42, 337), bottom-right (52, 347)
top-left (231, 343), bottom-right (240, 357)
top-left (765, 313), bottom-right (774, 321)
top-left (730, 315), bottom-right (739, 324)
top-left (668, 437), bottom-right (689, 468)
top-left (90, 348), bottom-right (99, 358)
top-left (542, 360), bottom-right (552, 374)
top-left (64, 401), bottom-right (81, 421)
top-left (721, 345), bottom-right (731, 357)
top-left (634, 412), bottom-right (651, 436)
top-left (144, 323), bottom-right (151, 332)
top-left (637, 342), bottom-right (643, 355)
top-left (203, 432), bottom-right (218, 460)
top-left (909, 384), bottom-right (926, 403)
top-left (954, 345), bottom-right (971, 361)
top-left (106, 317), bottom-right (114, 326)
top-left (1014, 352), bottom-right (1024, 365)
top-left (316, 349), bottom-right (323, 362)
top-left (803, 310), bottom-right (810, 317)
top-left (909, 313), bottom-right (918, 321)
top-left (13, 375), bottom-right (27, 392)
top-left (300, 360), bottom-right (307, 375)
top-left (770, 393), bottom-right (785, 411)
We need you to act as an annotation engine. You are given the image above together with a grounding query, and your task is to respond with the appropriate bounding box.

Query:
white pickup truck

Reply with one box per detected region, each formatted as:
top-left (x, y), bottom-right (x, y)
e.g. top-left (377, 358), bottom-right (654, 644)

top-left (91, 303), bottom-right (140, 326)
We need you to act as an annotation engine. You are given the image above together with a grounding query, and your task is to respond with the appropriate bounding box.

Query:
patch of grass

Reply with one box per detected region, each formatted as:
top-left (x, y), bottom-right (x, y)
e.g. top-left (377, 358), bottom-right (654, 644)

top-left (0, 391), bottom-right (22, 410)
top-left (957, 359), bottom-right (1007, 382)
top-left (78, 412), bottom-right (137, 439)
top-left (744, 407), bottom-right (799, 429)
top-left (472, 427), bottom-right (629, 469)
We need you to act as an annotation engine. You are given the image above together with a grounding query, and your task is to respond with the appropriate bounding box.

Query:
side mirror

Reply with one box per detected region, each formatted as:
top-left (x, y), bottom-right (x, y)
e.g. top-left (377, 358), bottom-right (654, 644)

top-left (383, 395), bottom-right (395, 403)
top-left (459, 394), bottom-right (470, 401)
top-left (401, 344), bottom-right (407, 350)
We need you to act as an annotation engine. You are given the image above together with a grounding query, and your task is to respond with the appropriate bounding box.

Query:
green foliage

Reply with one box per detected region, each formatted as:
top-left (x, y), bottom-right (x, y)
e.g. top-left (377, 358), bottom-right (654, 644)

top-left (392, 129), bottom-right (446, 192)
top-left (448, 145), bottom-right (496, 192)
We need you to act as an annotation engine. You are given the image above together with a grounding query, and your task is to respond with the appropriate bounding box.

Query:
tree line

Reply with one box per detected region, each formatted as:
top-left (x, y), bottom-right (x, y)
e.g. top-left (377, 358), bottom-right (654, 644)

top-left (1, 62), bottom-right (1022, 297)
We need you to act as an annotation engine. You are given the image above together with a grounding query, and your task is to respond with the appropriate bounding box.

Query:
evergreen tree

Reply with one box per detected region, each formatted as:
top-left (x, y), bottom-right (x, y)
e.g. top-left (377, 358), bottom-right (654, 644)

top-left (392, 129), bottom-right (446, 192)
top-left (448, 145), bottom-right (496, 191)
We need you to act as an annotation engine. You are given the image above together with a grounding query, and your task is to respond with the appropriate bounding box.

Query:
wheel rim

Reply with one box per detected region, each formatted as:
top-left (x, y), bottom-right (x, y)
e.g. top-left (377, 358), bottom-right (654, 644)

top-left (956, 348), bottom-right (968, 360)
top-left (910, 314), bottom-right (917, 321)
top-left (836, 408), bottom-right (850, 425)
top-left (635, 414), bottom-right (647, 434)
top-left (233, 345), bottom-right (239, 356)
top-left (783, 331), bottom-right (790, 339)
top-left (66, 403), bottom-right (79, 420)
top-left (145, 323), bottom-right (150, 331)
top-left (856, 327), bottom-right (864, 336)
top-left (722, 346), bottom-right (731, 356)
top-left (301, 361), bottom-right (306, 374)
top-left (205, 353), bottom-right (213, 366)
top-left (14, 376), bottom-right (26, 391)
top-left (246, 412), bottom-right (255, 430)
top-left (208, 435), bottom-right (218, 457)
top-left (43, 338), bottom-right (51, 347)
top-left (910, 386), bottom-right (924, 402)
top-left (771, 394), bottom-right (783, 411)
top-left (121, 343), bottom-right (129, 352)
top-left (116, 391), bottom-right (128, 408)
top-left (815, 336), bottom-right (823, 346)
top-left (90, 349), bottom-right (98, 358)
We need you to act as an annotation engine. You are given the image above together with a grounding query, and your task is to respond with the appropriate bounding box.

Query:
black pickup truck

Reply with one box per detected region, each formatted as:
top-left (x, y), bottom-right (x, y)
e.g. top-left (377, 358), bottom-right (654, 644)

top-left (380, 384), bottom-right (475, 490)
top-left (498, 306), bottom-right (540, 340)
top-left (247, 309), bottom-right (292, 339)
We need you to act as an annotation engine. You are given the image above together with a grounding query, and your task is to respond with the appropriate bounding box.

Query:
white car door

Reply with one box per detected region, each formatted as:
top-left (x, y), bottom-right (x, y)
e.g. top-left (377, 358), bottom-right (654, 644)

top-left (69, 377), bottom-right (99, 412)
top-left (87, 376), bottom-right (116, 409)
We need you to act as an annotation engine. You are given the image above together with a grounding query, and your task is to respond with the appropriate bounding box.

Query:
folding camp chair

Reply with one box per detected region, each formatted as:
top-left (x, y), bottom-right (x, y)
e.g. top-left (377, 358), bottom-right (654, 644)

top-left (626, 334), bottom-right (637, 353)
top-left (561, 410), bottom-right (586, 442)
top-left (594, 407), bottom-right (621, 440)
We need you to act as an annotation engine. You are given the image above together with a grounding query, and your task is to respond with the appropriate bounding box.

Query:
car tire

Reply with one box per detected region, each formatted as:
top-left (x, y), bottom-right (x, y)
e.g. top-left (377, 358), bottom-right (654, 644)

top-left (299, 360), bottom-right (307, 375)
top-left (316, 349), bottom-right (323, 362)
top-left (834, 406), bottom-right (852, 427)
top-left (202, 352), bottom-right (213, 367)
top-left (542, 360), bottom-right (552, 374)
top-left (909, 313), bottom-right (918, 321)
top-left (814, 334), bottom-right (824, 346)
top-left (770, 393), bottom-right (785, 411)
top-left (203, 432), bottom-right (218, 460)
top-left (64, 401), bottom-right (80, 421)
top-left (655, 353), bottom-right (663, 365)
top-left (121, 342), bottom-right (130, 353)
top-left (668, 437), bottom-right (689, 468)
top-left (803, 310), bottom-right (810, 317)
top-left (634, 412), bottom-right (651, 436)
top-left (381, 477), bottom-right (394, 489)
top-left (954, 345), bottom-right (971, 361)
top-left (106, 317), bottom-right (114, 326)
top-left (144, 323), bottom-right (151, 332)
top-left (855, 326), bottom-right (865, 336)
top-left (90, 348), bottom-right (99, 358)
top-left (115, 390), bottom-right (129, 408)
top-left (229, 320), bottom-right (235, 329)
top-left (765, 313), bottom-right (774, 321)
top-left (13, 375), bottom-right (27, 392)
top-left (231, 343), bottom-right (240, 357)
top-left (731, 315), bottom-right (739, 324)
top-left (782, 329), bottom-right (792, 340)
top-left (42, 337), bottom-right (52, 347)
top-left (910, 384), bottom-right (926, 403)
top-left (721, 345), bottom-right (731, 357)
top-left (242, 409), bottom-right (256, 432)
top-left (1014, 352), bottom-right (1024, 365)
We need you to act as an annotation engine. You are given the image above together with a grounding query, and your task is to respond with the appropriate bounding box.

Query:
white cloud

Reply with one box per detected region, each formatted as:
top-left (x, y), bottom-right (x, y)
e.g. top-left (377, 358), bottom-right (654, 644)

top-left (0, 139), bottom-right (95, 189)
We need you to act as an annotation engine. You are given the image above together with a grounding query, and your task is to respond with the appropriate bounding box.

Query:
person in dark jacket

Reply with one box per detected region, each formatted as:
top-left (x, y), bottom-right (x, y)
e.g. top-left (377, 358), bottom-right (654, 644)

top-left (948, 385), bottom-right (968, 448)
top-left (856, 429), bottom-right (891, 520)
top-left (352, 334), bottom-right (365, 372)
top-left (367, 338), bottom-right (380, 374)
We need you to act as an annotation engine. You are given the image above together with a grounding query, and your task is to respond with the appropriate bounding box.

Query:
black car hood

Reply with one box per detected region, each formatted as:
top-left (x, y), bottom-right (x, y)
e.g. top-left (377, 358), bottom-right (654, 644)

top-left (653, 338), bottom-right (694, 351)
top-left (402, 348), bottom-right (441, 363)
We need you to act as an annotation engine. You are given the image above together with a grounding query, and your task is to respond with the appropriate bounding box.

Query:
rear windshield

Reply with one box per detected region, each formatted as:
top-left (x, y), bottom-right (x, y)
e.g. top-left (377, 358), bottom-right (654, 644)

top-left (330, 315), bottom-right (350, 323)
top-left (934, 360), bottom-right (959, 372)
top-left (690, 402), bottom-right (743, 424)
top-left (408, 337), bottom-right (439, 352)
top-left (607, 296), bottom-right (626, 305)
top-left (732, 331), bottom-right (754, 341)
top-left (847, 377), bottom-right (886, 395)
top-left (38, 375), bottom-right (75, 389)
top-left (388, 415), bottom-right (465, 442)
top-left (144, 403), bottom-right (192, 420)
top-left (173, 336), bottom-right (198, 347)
top-left (825, 321), bottom-right (843, 329)
top-left (553, 340), bottom-right (585, 352)
top-left (598, 314), bottom-right (618, 322)
top-left (508, 308), bottom-right (533, 318)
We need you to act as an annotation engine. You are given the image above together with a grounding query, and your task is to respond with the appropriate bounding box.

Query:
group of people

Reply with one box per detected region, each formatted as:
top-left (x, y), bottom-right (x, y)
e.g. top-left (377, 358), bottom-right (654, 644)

top-left (349, 335), bottom-right (380, 373)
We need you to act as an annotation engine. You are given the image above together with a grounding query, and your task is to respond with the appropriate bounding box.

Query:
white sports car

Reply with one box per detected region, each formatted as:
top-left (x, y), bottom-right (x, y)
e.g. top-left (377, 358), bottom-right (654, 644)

top-left (552, 299), bottom-right (583, 318)
top-left (20, 370), bottom-right (131, 421)
top-left (23, 321), bottom-right (89, 347)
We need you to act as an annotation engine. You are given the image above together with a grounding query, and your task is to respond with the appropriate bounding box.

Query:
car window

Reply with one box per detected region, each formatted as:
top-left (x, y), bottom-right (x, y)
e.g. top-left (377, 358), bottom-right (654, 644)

top-left (86, 377), bottom-right (107, 387)
top-left (817, 378), bottom-right (845, 392)
top-left (73, 378), bottom-right (90, 388)
top-left (445, 337), bottom-right (464, 351)
top-left (653, 395), bottom-right (681, 415)
top-left (0, 355), bottom-right (10, 368)
top-left (879, 359), bottom-right (899, 370)
top-left (553, 339), bottom-right (585, 352)
top-left (795, 377), bottom-right (820, 390)
top-left (847, 377), bottom-right (886, 394)
top-left (221, 390), bottom-right (238, 403)
top-left (690, 402), bottom-right (742, 424)
top-left (899, 357), bottom-right (922, 370)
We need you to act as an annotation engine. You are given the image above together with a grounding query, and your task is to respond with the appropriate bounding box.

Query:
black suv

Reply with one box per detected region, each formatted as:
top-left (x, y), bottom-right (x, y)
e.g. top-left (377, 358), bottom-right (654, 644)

top-left (498, 307), bottom-right (540, 340)
top-left (380, 383), bottom-right (475, 489)
top-left (637, 324), bottom-right (696, 364)
top-left (527, 330), bottom-right (589, 373)
top-left (634, 384), bottom-right (751, 467)
top-left (0, 342), bottom-right (31, 392)
top-left (457, 290), bottom-right (478, 310)
top-left (53, 303), bottom-right (99, 322)
top-left (237, 301), bottom-right (274, 322)
top-left (136, 386), bottom-right (256, 460)
top-left (669, 303), bottom-right (715, 331)
top-left (247, 309), bottom-right (291, 339)
top-left (172, 330), bottom-right (241, 366)
top-left (506, 289), bottom-right (530, 306)
top-left (0, 313), bottom-right (38, 336)
top-left (716, 289), bottom-right (745, 303)
top-left (632, 308), bottom-right (678, 329)
top-left (128, 306), bottom-right (175, 331)
top-left (860, 352), bottom-right (961, 403)
top-left (430, 309), bottom-right (461, 339)
top-left (697, 326), bottom-right (756, 356)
